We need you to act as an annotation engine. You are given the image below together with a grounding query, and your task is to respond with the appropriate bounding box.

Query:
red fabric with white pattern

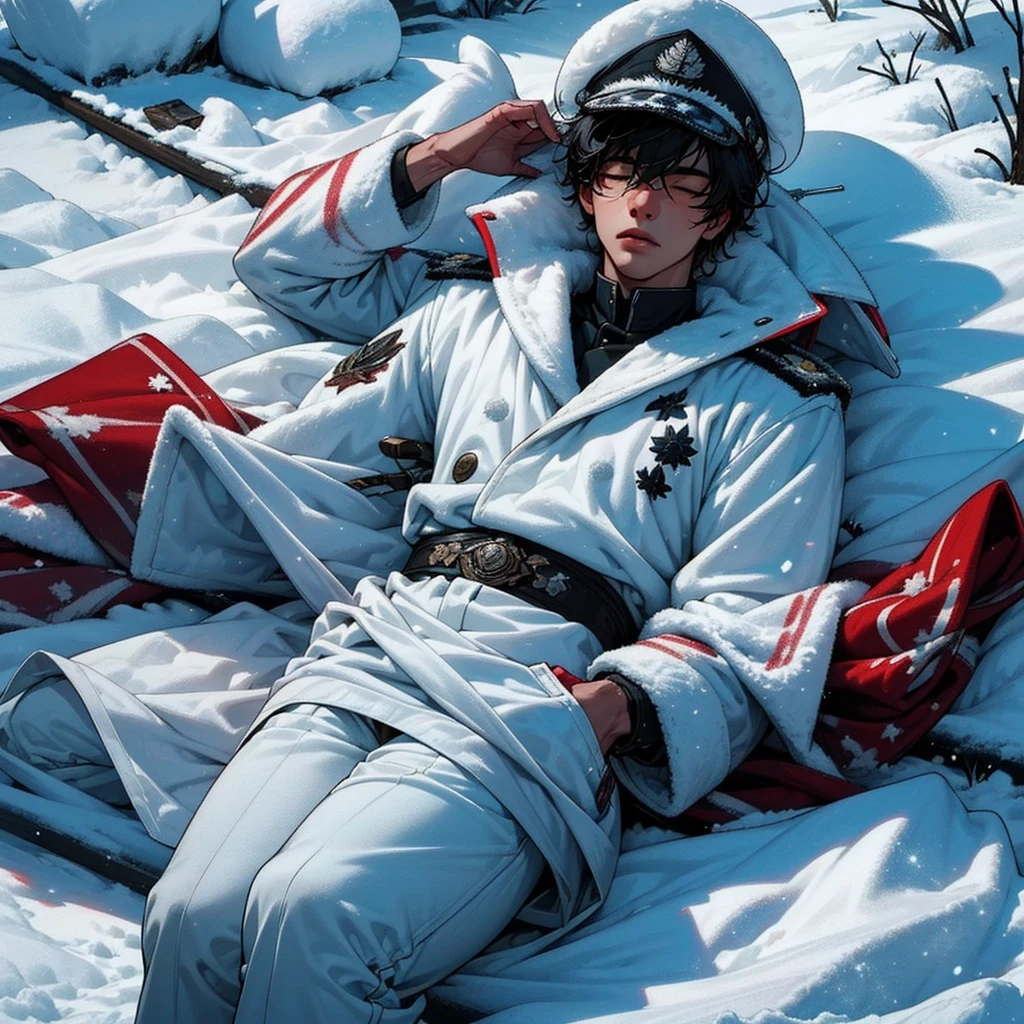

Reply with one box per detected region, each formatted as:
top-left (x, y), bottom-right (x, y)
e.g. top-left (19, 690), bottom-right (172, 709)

top-left (673, 480), bottom-right (1024, 829)
top-left (817, 479), bottom-right (1024, 770)
top-left (0, 334), bottom-right (258, 567)
top-left (0, 334), bottom-right (259, 627)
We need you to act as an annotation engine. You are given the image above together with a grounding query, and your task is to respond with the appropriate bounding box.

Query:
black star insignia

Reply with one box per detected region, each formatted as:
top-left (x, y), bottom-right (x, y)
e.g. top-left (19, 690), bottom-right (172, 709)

top-left (650, 424), bottom-right (698, 469)
top-left (636, 464), bottom-right (672, 501)
top-left (645, 389), bottom-right (688, 421)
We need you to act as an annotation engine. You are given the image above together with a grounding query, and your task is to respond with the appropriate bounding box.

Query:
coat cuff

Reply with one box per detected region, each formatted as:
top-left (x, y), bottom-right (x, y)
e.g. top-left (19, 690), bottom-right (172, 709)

top-left (330, 130), bottom-right (440, 250)
top-left (589, 640), bottom-right (742, 818)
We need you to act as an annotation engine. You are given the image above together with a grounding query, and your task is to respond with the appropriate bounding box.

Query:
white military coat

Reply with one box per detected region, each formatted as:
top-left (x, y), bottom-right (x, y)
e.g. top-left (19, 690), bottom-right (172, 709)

top-left (117, 129), bottom-right (884, 934)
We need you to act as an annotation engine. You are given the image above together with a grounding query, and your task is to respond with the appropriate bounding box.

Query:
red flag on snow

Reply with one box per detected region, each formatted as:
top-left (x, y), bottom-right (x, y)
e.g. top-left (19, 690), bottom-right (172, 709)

top-left (817, 479), bottom-right (1024, 771)
top-left (0, 334), bottom-right (259, 627)
top-left (0, 334), bottom-right (259, 567)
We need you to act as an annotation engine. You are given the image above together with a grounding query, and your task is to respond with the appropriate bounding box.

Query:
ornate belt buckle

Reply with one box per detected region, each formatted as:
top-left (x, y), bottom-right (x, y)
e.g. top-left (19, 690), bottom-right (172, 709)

top-left (459, 538), bottom-right (532, 588)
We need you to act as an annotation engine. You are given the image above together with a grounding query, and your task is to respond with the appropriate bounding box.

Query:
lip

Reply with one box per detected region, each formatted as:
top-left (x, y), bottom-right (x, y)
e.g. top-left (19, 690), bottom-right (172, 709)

top-left (617, 229), bottom-right (659, 245)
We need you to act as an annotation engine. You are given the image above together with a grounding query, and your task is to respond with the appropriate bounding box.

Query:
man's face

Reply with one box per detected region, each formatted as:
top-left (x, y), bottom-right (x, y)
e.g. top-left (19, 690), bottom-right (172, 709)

top-left (578, 148), bottom-right (731, 294)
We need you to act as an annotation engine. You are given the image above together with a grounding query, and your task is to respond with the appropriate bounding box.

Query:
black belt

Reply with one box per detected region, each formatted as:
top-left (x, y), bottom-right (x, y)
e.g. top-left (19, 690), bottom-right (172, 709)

top-left (403, 530), bottom-right (638, 651)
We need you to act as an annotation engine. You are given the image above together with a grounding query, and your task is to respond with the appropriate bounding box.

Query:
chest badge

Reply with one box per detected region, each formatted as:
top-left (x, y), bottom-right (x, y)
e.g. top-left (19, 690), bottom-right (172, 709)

top-left (324, 329), bottom-right (404, 393)
top-left (452, 452), bottom-right (479, 483)
top-left (645, 389), bottom-right (688, 421)
top-left (636, 465), bottom-right (672, 501)
top-left (650, 423), bottom-right (698, 469)
top-left (639, 388), bottom-right (697, 502)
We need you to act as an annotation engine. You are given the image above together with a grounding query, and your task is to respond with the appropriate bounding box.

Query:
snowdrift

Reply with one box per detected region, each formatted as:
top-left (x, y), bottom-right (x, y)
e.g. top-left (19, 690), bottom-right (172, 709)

top-left (0, 0), bottom-right (219, 85)
top-left (219, 0), bottom-right (402, 98)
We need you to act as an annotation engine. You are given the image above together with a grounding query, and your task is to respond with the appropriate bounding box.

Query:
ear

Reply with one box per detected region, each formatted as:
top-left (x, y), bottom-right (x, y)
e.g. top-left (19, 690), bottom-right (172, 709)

top-left (700, 210), bottom-right (731, 242)
top-left (578, 184), bottom-right (595, 218)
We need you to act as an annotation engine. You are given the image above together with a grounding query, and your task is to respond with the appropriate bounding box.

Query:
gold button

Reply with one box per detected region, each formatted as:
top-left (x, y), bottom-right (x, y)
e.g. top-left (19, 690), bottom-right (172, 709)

top-left (452, 452), bottom-right (478, 483)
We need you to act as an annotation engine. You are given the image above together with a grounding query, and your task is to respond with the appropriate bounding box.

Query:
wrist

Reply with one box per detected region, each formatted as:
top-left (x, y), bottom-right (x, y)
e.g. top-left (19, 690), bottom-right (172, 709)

top-left (571, 677), bottom-right (631, 755)
top-left (404, 136), bottom-right (457, 194)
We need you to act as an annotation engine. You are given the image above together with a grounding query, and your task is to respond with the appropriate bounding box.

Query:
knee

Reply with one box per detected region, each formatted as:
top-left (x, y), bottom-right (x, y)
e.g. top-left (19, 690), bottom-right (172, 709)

top-left (245, 851), bottom-right (401, 977)
top-left (0, 680), bottom-right (130, 805)
top-left (144, 854), bottom-right (244, 972)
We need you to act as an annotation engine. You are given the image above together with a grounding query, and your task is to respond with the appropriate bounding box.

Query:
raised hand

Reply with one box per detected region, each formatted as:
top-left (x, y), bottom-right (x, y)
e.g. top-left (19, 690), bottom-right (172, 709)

top-left (405, 99), bottom-right (561, 194)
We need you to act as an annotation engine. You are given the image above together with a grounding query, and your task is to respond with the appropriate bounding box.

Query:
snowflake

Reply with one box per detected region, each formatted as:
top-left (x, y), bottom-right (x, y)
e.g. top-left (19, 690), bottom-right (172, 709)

top-left (840, 734), bottom-right (879, 774)
top-left (881, 722), bottom-right (903, 743)
top-left (40, 406), bottom-right (103, 440)
top-left (636, 464), bottom-right (672, 501)
top-left (902, 571), bottom-right (929, 596)
top-left (48, 580), bottom-right (74, 603)
top-left (125, 490), bottom-right (144, 507)
top-left (649, 424), bottom-right (698, 469)
top-left (148, 373), bottom-right (174, 393)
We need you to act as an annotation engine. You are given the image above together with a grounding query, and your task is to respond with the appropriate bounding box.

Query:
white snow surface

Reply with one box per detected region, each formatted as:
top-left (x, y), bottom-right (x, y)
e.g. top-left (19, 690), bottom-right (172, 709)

top-left (0, 0), bottom-right (220, 85)
top-left (3, 0), bottom-right (1024, 1022)
top-left (218, 0), bottom-right (403, 99)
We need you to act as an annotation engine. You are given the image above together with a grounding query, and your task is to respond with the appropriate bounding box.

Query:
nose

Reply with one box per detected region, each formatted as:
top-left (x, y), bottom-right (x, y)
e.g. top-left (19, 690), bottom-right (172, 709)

top-left (627, 182), bottom-right (658, 220)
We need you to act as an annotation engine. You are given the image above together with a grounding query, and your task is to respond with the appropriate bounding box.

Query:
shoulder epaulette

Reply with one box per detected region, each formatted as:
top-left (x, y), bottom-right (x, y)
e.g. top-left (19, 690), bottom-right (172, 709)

top-left (744, 340), bottom-right (852, 411)
top-left (424, 252), bottom-right (494, 282)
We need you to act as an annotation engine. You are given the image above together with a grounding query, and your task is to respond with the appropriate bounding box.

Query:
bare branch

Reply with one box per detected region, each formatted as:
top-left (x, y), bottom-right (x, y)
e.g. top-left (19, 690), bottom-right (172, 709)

top-left (975, 146), bottom-right (1011, 179)
top-left (882, 0), bottom-right (972, 52)
top-left (906, 31), bottom-right (927, 81)
top-left (935, 77), bottom-right (960, 130)
top-left (858, 36), bottom-right (926, 85)
top-left (818, 0), bottom-right (841, 21)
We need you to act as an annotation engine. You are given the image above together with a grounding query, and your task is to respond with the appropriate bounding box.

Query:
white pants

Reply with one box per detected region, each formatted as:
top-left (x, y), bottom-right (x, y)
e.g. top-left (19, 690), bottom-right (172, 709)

top-left (136, 702), bottom-right (547, 1024)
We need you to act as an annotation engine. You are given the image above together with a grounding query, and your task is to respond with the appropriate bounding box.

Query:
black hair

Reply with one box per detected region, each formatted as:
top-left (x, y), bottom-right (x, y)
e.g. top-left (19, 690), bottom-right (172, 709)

top-left (555, 109), bottom-right (769, 269)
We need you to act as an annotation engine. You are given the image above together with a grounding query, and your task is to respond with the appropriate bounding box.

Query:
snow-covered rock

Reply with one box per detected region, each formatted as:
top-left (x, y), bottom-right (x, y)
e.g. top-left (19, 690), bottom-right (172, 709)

top-left (218, 0), bottom-right (402, 99)
top-left (0, 0), bottom-right (220, 85)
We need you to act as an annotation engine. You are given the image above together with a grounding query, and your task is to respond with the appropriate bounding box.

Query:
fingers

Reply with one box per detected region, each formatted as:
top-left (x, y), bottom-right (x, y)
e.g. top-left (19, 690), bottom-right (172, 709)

top-left (530, 100), bottom-right (562, 143)
top-left (493, 99), bottom-right (561, 143)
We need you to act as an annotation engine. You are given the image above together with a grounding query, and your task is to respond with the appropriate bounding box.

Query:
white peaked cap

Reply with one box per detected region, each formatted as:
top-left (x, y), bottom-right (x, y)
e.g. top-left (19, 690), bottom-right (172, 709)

top-left (553, 0), bottom-right (805, 172)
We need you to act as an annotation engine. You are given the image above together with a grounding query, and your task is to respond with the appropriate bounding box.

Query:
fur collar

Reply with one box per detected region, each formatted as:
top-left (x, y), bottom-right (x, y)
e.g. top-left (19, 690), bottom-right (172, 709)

top-left (464, 165), bottom-right (887, 414)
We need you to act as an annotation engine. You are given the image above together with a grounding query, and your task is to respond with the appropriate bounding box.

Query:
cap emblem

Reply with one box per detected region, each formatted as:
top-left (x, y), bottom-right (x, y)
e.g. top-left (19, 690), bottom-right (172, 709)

top-left (654, 36), bottom-right (705, 83)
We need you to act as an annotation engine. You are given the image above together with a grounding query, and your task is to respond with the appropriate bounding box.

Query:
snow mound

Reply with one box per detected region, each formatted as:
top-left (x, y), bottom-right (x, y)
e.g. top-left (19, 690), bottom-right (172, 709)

top-left (0, 171), bottom-right (127, 269)
top-left (0, 0), bottom-right (220, 85)
top-left (218, 0), bottom-right (402, 99)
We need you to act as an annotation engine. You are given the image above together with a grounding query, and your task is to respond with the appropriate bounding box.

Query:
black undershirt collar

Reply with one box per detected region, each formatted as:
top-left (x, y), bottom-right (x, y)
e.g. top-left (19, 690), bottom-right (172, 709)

top-left (573, 273), bottom-right (698, 388)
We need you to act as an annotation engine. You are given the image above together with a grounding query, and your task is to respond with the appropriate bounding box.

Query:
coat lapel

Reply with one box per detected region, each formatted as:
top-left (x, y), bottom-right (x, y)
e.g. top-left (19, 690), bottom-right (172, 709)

top-left (467, 178), bottom-right (595, 408)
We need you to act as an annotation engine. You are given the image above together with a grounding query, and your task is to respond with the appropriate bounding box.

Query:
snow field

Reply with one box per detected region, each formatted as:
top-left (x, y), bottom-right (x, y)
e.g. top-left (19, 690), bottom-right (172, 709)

top-left (3, 0), bottom-right (1024, 1021)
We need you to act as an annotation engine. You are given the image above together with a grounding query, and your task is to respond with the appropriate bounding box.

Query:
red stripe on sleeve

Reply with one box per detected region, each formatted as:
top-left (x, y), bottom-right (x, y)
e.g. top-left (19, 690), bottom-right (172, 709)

top-left (766, 584), bottom-right (827, 671)
top-left (238, 161), bottom-right (335, 252)
top-left (322, 151), bottom-right (359, 244)
top-left (637, 636), bottom-right (719, 661)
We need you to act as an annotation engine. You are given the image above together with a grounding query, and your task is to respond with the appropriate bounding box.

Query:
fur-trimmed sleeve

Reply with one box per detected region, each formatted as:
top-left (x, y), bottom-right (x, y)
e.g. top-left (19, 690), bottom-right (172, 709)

top-left (233, 131), bottom-right (440, 343)
top-left (590, 397), bottom-right (863, 818)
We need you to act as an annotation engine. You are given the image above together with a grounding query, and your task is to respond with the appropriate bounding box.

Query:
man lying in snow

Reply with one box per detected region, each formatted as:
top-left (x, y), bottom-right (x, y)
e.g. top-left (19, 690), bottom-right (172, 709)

top-left (0, 0), bottom-right (900, 1019)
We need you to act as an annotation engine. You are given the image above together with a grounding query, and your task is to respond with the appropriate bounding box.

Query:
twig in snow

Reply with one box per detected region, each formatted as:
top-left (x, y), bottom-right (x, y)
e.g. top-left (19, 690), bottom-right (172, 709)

top-left (986, 0), bottom-right (1024, 183)
top-left (881, 0), bottom-right (974, 52)
top-left (818, 0), bottom-right (841, 22)
top-left (857, 33), bottom-right (926, 85)
top-left (935, 77), bottom-right (960, 130)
